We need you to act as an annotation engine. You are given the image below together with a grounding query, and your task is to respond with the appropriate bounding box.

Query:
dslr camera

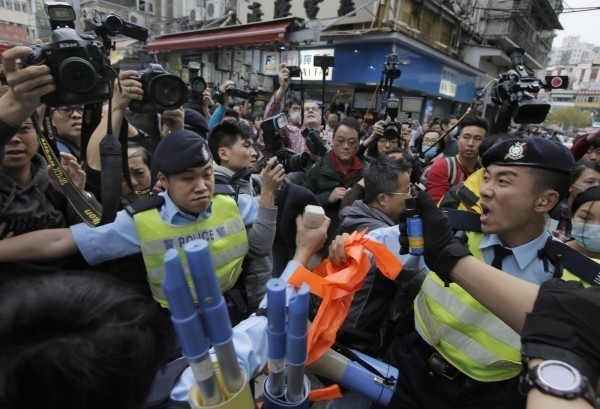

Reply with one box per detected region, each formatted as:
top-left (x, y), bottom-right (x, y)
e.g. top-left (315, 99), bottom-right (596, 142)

top-left (382, 98), bottom-right (401, 139)
top-left (259, 113), bottom-right (312, 173)
top-left (286, 65), bottom-right (302, 77)
top-left (21, 2), bottom-right (117, 107)
top-left (129, 64), bottom-right (189, 114)
top-left (224, 83), bottom-right (257, 101)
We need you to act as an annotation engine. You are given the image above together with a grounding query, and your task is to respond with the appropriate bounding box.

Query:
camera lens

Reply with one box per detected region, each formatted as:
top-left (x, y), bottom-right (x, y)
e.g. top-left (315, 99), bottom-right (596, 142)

top-left (59, 57), bottom-right (97, 92)
top-left (384, 124), bottom-right (400, 139)
top-left (104, 14), bottom-right (123, 36)
top-left (287, 152), bottom-right (311, 172)
top-left (148, 74), bottom-right (188, 110)
top-left (190, 77), bottom-right (206, 93)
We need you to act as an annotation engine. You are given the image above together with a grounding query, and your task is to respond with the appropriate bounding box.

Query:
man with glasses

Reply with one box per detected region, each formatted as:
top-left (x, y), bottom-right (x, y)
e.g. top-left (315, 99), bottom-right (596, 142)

top-left (302, 117), bottom-right (364, 253)
top-left (426, 116), bottom-right (488, 202)
top-left (51, 105), bottom-right (84, 160)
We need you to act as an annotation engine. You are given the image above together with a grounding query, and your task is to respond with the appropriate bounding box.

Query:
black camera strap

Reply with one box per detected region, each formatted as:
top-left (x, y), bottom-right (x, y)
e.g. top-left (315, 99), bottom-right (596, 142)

top-left (35, 108), bottom-right (103, 227)
top-left (79, 102), bottom-right (103, 165)
top-left (97, 99), bottom-right (124, 225)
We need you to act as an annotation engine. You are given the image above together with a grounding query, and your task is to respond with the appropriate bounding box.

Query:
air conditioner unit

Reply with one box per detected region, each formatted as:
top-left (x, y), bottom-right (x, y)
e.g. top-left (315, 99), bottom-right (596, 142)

top-left (190, 7), bottom-right (206, 22)
top-left (128, 11), bottom-right (144, 25)
top-left (206, 0), bottom-right (226, 20)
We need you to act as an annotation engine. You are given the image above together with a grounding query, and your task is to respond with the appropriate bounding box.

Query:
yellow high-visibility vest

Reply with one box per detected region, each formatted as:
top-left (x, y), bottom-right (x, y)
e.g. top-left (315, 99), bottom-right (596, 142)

top-left (133, 194), bottom-right (248, 307)
top-left (415, 231), bottom-right (582, 381)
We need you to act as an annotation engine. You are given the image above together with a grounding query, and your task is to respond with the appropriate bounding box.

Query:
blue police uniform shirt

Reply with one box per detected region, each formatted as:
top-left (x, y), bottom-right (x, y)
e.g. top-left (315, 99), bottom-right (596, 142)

top-left (70, 191), bottom-right (258, 266)
top-left (479, 231), bottom-right (555, 284)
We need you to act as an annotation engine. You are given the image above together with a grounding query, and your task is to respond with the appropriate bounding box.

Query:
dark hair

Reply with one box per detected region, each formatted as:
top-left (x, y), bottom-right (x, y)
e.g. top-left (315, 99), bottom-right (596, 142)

top-left (429, 120), bottom-right (441, 128)
top-left (441, 116), bottom-right (457, 127)
top-left (528, 167), bottom-right (572, 201)
top-left (418, 130), bottom-right (445, 155)
top-left (366, 134), bottom-right (400, 158)
top-left (284, 99), bottom-right (302, 112)
top-left (127, 141), bottom-right (151, 168)
top-left (0, 273), bottom-right (169, 409)
top-left (479, 132), bottom-right (511, 157)
top-left (334, 117), bottom-right (361, 137)
top-left (458, 115), bottom-right (489, 135)
top-left (571, 185), bottom-right (600, 214)
top-left (364, 156), bottom-right (411, 204)
top-left (572, 161), bottom-right (600, 184)
top-left (223, 108), bottom-right (239, 120)
top-left (208, 121), bottom-right (250, 165)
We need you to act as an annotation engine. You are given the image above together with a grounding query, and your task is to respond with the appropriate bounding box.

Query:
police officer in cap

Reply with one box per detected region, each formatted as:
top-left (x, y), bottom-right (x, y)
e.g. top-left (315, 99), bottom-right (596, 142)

top-left (329, 137), bottom-right (591, 408)
top-left (0, 130), bottom-right (286, 308)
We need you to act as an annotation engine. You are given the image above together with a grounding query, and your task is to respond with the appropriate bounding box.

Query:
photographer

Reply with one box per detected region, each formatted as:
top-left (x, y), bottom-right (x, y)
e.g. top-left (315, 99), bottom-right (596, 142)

top-left (264, 64), bottom-right (332, 151)
top-left (208, 80), bottom-right (253, 131)
top-left (0, 46), bottom-right (56, 156)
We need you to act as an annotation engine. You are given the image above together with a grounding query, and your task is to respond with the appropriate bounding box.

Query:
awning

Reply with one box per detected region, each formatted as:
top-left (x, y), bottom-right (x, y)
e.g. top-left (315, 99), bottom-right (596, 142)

top-left (148, 18), bottom-right (298, 53)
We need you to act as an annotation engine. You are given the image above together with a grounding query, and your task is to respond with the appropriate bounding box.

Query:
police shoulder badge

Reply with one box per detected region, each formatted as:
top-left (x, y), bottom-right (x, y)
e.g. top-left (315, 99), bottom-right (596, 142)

top-left (505, 142), bottom-right (527, 161)
top-left (200, 143), bottom-right (210, 163)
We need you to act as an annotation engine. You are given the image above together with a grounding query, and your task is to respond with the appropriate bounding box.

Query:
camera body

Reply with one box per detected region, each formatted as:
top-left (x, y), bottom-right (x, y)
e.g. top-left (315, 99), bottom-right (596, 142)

top-left (287, 65), bottom-right (302, 77)
top-left (22, 26), bottom-right (112, 107)
top-left (383, 53), bottom-right (402, 81)
top-left (21, 2), bottom-right (149, 108)
top-left (101, 13), bottom-right (148, 41)
top-left (129, 64), bottom-right (189, 114)
top-left (260, 113), bottom-right (312, 173)
top-left (224, 84), bottom-right (257, 101)
top-left (490, 48), bottom-right (550, 124)
top-left (302, 128), bottom-right (330, 156)
top-left (383, 98), bottom-right (401, 139)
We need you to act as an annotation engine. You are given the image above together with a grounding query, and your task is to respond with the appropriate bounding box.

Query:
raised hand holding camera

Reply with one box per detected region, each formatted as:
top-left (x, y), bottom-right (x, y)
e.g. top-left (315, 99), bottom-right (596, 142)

top-left (128, 64), bottom-right (188, 114)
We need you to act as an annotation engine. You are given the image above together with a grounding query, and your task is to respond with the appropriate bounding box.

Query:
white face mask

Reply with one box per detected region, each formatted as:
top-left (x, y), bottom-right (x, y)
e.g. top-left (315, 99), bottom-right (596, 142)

top-left (449, 127), bottom-right (458, 137)
top-left (289, 111), bottom-right (301, 125)
top-left (571, 221), bottom-right (600, 253)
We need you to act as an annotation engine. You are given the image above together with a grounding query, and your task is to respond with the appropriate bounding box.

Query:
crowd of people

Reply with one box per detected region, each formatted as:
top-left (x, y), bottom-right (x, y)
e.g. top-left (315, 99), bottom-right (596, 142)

top-left (0, 47), bottom-right (598, 409)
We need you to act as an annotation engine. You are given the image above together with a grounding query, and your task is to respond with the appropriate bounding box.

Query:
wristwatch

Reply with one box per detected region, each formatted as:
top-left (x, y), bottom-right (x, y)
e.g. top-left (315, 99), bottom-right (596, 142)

top-left (520, 360), bottom-right (597, 406)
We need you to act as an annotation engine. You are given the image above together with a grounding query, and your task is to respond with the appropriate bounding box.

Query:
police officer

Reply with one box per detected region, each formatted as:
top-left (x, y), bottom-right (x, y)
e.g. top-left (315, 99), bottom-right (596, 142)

top-left (400, 190), bottom-right (600, 409)
top-left (0, 130), bottom-right (284, 308)
top-left (330, 137), bottom-right (588, 408)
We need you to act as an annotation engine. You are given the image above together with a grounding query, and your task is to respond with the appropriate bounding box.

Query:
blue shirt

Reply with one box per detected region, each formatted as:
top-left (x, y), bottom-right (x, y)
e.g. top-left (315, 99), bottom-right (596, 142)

top-left (479, 231), bottom-right (555, 284)
top-left (71, 191), bottom-right (258, 265)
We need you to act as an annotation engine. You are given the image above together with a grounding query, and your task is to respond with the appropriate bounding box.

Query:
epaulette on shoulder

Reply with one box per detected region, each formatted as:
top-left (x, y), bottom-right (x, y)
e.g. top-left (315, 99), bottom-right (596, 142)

top-left (124, 195), bottom-right (165, 217)
top-left (214, 183), bottom-right (237, 196)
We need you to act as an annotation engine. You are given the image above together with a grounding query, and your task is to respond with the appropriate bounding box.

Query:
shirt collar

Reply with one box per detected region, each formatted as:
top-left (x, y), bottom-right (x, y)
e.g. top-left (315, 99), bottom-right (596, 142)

top-left (479, 230), bottom-right (551, 270)
top-left (159, 191), bottom-right (213, 224)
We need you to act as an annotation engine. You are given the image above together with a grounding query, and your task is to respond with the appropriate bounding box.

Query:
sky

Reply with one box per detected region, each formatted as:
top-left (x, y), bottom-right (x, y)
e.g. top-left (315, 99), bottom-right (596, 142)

top-left (554, 0), bottom-right (599, 47)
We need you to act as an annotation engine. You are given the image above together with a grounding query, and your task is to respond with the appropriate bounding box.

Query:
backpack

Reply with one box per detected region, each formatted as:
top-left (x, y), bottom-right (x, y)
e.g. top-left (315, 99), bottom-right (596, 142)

top-left (419, 156), bottom-right (459, 190)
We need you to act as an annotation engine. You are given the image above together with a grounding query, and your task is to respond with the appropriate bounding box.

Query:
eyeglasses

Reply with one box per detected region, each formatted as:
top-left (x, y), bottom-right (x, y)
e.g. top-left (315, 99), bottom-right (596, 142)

top-left (385, 184), bottom-right (416, 198)
top-left (55, 106), bottom-right (84, 116)
top-left (333, 138), bottom-right (358, 147)
top-left (378, 138), bottom-right (399, 145)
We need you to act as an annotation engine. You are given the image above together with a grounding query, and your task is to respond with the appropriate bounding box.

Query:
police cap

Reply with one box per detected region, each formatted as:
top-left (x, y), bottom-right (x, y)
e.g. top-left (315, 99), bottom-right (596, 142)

top-left (184, 108), bottom-right (209, 137)
top-left (481, 137), bottom-right (574, 175)
top-left (152, 130), bottom-right (212, 177)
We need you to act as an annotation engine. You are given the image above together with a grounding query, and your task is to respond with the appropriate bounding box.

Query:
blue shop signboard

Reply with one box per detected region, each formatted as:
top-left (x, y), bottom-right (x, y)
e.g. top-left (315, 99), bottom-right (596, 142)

top-left (324, 42), bottom-right (478, 103)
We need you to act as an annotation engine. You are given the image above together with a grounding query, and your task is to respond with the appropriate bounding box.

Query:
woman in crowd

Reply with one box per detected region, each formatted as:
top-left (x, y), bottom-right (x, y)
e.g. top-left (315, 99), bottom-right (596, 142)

top-left (554, 161), bottom-right (600, 240)
top-left (566, 185), bottom-right (600, 260)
